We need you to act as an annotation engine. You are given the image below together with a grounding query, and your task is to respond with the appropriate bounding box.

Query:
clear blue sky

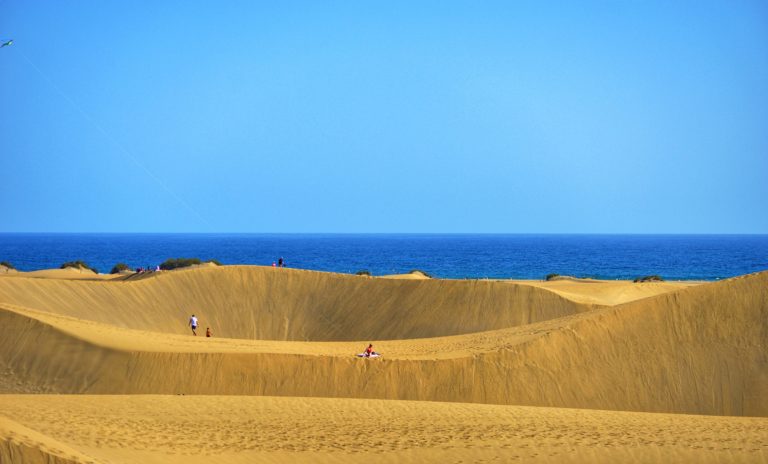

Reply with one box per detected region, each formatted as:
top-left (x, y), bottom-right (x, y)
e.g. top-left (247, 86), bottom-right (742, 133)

top-left (1, 1), bottom-right (766, 233)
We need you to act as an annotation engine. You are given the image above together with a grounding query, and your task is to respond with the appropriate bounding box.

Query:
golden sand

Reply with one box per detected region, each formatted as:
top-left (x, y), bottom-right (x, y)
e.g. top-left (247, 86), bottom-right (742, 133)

top-left (0, 266), bottom-right (766, 463)
top-left (2, 395), bottom-right (766, 464)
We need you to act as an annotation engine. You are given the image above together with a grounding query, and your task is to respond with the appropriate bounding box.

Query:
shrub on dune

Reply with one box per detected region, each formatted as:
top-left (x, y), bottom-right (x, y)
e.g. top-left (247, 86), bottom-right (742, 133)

top-left (545, 273), bottom-right (560, 281)
top-left (60, 260), bottom-right (98, 274)
top-left (356, 270), bottom-right (371, 276)
top-left (110, 263), bottom-right (131, 274)
top-left (634, 275), bottom-right (664, 283)
top-left (159, 257), bottom-right (222, 270)
top-left (160, 258), bottom-right (201, 270)
top-left (0, 261), bottom-right (15, 270)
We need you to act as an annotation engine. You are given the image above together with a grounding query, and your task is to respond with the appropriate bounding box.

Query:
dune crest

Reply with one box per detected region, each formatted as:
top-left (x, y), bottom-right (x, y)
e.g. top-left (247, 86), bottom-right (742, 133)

top-left (1, 267), bottom-right (766, 417)
top-left (1, 265), bottom-right (767, 462)
top-left (0, 266), bottom-right (593, 341)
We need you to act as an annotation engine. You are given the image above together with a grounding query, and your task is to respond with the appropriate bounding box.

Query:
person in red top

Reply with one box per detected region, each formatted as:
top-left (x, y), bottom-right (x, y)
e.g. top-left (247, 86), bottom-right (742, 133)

top-left (206, 327), bottom-right (212, 338)
top-left (364, 344), bottom-right (373, 357)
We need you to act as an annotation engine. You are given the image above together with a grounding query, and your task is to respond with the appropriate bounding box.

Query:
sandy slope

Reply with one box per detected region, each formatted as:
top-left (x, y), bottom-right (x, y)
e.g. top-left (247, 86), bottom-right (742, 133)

top-left (0, 415), bottom-right (94, 464)
top-left (0, 395), bottom-right (766, 464)
top-left (379, 270), bottom-right (432, 280)
top-left (511, 278), bottom-right (703, 305)
top-left (0, 268), bottom-right (766, 415)
top-left (0, 266), bottom-right (766, 463)
top-left (0, 266), bottom-right (595, 340)
top-left (17, 268), bottom-right (116, 280)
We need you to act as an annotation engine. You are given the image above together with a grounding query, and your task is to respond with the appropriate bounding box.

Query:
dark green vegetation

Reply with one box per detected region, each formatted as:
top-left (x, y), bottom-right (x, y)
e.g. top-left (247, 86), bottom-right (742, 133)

top-left (545, 273), bottom-right (560, 281)
top-left (160, 258), bottom-right (200, 270)
top-left (355, 270), bottom-right (371, 276)
top-left (159, 258), bottom-right (221, 271)
top-left (60, 261), bottom-right (98, 274)
top-left (634, 275), bottom-right (665, 283)
top-left (0, 261), bottom-right (15, 270)
top-left (110, 263), bottom-right (131, 274)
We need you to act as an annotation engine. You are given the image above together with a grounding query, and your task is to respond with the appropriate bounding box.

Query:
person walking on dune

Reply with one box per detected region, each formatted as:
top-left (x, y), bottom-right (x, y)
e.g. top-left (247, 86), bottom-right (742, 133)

top-left (189, 314), bottom-right (198, 336)
top-left (206, 327), bottom-right (212, 337)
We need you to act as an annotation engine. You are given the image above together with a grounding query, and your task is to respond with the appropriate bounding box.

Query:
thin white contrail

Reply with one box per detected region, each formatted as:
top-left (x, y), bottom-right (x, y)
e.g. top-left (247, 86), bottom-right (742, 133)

top-left (13, 46), bottom-right (213, 229)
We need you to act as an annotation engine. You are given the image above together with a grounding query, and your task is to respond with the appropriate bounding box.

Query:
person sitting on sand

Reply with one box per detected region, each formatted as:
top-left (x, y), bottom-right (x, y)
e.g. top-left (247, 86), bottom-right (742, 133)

top-left (206, 327), bottom-right (212, 337)
top-left (364, 344), bottom-right (374, 357)
top-left (189, 314), bottom-right (198, 336)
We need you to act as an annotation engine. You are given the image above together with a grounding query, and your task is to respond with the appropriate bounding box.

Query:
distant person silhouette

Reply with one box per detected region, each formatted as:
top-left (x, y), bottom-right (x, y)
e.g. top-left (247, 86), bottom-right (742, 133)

top-left (206, 327), bottom-right (212, 337)
top-left (278, 257), bottom-right (284, 267)
top-left (189, 314), bottom-right (198, 336)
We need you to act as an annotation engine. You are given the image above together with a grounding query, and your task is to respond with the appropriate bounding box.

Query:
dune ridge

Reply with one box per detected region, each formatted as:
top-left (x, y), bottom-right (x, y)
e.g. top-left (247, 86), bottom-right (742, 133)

top-left (1, 268), bottom-right (765, 417)
top-left (0, 266), bottom-right (595, 341)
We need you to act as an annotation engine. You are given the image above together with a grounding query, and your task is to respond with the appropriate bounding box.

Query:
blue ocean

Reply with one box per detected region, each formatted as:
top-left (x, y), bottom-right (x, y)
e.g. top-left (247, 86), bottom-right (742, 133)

top-left (0, 234), bottom-right (766, 280)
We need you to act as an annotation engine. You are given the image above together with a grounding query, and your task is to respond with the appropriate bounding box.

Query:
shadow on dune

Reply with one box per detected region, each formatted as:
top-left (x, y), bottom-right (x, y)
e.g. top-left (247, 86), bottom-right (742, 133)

top-left (0, 267), bottom-right (766, 417)
top-left (0, 266), bottom-right (593, 341)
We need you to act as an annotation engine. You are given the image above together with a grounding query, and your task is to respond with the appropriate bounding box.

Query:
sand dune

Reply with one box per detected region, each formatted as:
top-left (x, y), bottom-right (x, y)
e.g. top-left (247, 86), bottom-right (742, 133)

top-left (511, 278), bottom-right (702, 305)
top-left (379, 270), bottom-right (432, 279)
top-left (0, 267), bottom-right (765, 415)
top-left (0, 266), bottom-right (766, 462)
top-left (6, 268), bottom-right (115, 280)
top-left (1, 395), bottom-right (766, 464)
top-left (0, 266), bottom-right (595, 340)
top-left (0, 415), bottom-right (92, 464)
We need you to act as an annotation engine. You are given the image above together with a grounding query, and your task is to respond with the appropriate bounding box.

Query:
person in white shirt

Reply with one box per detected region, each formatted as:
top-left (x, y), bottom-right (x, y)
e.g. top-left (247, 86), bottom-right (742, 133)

top-left (189, 314), bottom-right (198, 336)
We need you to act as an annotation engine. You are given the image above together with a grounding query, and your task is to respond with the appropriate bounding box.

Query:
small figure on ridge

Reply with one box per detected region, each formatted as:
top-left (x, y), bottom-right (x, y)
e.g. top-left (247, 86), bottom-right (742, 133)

top-left (357, 343), bottom-right (380, 358)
